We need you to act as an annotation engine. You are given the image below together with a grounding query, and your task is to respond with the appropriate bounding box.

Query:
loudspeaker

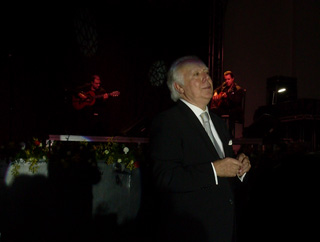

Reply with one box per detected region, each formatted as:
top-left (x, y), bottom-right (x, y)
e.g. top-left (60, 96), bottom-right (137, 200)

top-left (266, 76), bottom-right (297, 105)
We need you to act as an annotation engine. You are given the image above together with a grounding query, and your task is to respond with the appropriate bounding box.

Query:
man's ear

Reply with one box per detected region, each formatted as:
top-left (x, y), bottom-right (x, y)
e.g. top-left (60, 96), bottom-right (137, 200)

top-left (174, 82), bottom-right (184, 94)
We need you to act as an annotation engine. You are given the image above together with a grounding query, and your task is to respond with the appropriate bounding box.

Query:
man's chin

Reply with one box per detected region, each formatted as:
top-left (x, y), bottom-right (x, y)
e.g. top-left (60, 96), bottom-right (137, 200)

top-left (203, 95), bottom-right (213, 102)
top-left (204, 91), bottom-right (213, 98)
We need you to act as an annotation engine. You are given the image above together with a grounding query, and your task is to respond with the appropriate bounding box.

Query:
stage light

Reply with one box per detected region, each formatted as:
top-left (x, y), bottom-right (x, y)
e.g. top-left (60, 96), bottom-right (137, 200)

top-left (278, 88), bottom-right (286, 93)
top-left (266, 76), bottom-right (297, 105)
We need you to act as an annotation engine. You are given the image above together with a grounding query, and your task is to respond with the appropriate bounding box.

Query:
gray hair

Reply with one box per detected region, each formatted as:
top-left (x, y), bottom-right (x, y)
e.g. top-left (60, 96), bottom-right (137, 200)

top-left (167, 56), bottom-right (205, 102)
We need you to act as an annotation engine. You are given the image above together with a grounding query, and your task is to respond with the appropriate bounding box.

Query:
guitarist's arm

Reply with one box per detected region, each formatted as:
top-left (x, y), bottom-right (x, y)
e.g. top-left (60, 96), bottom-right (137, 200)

top-left (213, 82), bottom-right (225, 98)
top-left (210, 83), bottom-right (226, 109)
top-left (95, 88), bottom-right (109, 101)
top-left (98, 90), bottom-right (120, 100)
top-left (74, 83), bottom-right (91, 99)
top-left (98, 90), bottom-right (120, 102)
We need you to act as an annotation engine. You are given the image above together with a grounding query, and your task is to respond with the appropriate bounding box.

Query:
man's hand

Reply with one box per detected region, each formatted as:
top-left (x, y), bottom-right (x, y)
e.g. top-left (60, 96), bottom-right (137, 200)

top-left (78, 92), bottom-right (87, 99)
top-left (213, 157), bottom-right (242, 177)
top-left (103, 93), bottom-right (109, 99)
top-left (236, 153), bottom-right (251, 177)
top-left (212, 92), bottom-right (219, 100)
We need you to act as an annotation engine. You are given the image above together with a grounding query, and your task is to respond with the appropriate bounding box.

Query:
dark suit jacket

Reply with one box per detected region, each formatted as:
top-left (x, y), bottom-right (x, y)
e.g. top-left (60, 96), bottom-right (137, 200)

top-left (150, 100), bottom-right (239, 242)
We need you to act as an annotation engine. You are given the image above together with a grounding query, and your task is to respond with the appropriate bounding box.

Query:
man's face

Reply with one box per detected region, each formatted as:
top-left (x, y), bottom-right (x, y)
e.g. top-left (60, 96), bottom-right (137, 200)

top-left (177, 62), bottom-right (213, 108)
top-left (224, 74), bottom-right (234, 87)
top-left (91, 77), bottom-right (101, 90)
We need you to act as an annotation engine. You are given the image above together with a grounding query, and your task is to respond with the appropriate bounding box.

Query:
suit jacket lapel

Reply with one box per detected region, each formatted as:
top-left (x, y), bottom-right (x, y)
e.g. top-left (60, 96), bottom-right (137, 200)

top-left (177, 101), bottom-right (221, 158)
top-left (209, 112), bottom-right (234, 157)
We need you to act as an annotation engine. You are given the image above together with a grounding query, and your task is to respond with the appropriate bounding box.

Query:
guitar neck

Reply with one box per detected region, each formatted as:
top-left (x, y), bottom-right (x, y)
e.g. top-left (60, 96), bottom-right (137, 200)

top-left (94, 94), bottom-right (105, 99)
top-left (94, 92), bottom-right (112, 99)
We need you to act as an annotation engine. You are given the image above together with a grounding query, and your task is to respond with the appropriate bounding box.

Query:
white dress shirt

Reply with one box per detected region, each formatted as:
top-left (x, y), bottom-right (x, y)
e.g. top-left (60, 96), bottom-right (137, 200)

top-left (180, 99), bottom-right (223, 184)
top-left (180, 99), bottom-right (245, 185)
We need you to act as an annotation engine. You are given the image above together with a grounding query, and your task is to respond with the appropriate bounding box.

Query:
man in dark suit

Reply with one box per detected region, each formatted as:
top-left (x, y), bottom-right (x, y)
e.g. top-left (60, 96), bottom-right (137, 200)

top-left (149, 56), bottom-right (251, 242)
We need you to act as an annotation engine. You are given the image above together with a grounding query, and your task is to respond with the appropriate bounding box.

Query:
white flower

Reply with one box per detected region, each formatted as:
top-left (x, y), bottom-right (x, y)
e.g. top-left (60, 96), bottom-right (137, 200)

top-left (123, 147), bottom-right (129, 154)
top-left (117, 159), bottom-right (122, 163)
top-left (18, 158), bottom-right (25, 163)
top-left (104, 150), bottom-right (110, 155)
top-left (27, 157), bottom-right (36, 163)
top-left (20, 142), bottom-right (26, 150)
top-left (46, 140), bottom-right (54, 148)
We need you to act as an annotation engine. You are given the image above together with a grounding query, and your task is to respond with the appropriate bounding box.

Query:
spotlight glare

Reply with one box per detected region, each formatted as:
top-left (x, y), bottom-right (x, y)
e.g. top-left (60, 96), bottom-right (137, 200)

top-left (278, 88), bottom-right (286, 93)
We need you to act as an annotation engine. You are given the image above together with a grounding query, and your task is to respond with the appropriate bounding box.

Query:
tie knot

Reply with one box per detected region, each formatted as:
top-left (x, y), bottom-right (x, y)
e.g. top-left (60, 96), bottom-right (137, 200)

top-left (200, 112), bottom-right (209, 122)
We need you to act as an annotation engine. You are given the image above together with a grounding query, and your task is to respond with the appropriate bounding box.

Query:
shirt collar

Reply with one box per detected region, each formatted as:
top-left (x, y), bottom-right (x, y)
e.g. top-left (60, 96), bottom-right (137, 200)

top-left (180, 99), bottom-right (209, 117)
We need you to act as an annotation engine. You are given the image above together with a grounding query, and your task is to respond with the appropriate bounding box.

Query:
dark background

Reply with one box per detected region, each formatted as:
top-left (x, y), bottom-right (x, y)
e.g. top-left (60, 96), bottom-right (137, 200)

top-left (1, 0), bottom-right (320, 143)
top-left (1, 1), bottom-right (319, 241)
top-left (1, 1), bottom-right (213, 142)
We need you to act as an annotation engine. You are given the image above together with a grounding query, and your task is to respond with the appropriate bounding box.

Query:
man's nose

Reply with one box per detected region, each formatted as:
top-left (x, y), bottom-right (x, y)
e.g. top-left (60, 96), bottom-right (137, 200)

top-left (202, 73), bottom-right (211, 82)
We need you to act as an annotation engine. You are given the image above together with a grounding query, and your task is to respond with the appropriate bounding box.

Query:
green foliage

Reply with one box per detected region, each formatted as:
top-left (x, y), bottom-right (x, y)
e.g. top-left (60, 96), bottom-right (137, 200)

top-left (9, 138), bottom-right (142, 177)
top-left (92, 141), bottom-right (140, 170)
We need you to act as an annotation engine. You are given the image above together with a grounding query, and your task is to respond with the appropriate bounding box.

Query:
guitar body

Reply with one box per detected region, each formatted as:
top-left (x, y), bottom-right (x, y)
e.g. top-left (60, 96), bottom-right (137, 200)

top-left (72, 91), bottom-right (96, 110)
top-left (211, 92), bottom-right (227, 109)
top-left (72, 90), bottom-right (120, 110)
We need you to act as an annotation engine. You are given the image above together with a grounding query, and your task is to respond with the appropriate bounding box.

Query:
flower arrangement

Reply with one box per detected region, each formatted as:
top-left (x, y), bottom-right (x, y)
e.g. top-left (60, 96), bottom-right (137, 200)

top-left (7, 137), bottom-right (142, 177)
top-left (92, 141), bottom-right (140, 171)
top-left (10, 137), bottom-right (50, 176)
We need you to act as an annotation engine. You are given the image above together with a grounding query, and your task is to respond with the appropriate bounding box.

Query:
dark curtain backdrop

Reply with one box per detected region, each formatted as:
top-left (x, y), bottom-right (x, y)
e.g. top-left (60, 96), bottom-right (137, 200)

top-left (1, 2), bottom-right (213, 141)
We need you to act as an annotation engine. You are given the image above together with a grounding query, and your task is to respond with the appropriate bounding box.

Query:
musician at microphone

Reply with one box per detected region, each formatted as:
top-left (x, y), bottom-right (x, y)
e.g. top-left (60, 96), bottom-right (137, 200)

top-left (210, 71), bottom-right (246, 138)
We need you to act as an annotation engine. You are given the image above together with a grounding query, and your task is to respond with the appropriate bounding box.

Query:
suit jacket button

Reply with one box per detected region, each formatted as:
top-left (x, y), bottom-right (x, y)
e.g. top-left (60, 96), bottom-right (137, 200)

top-left (229, 199), bottom-right (233, 205)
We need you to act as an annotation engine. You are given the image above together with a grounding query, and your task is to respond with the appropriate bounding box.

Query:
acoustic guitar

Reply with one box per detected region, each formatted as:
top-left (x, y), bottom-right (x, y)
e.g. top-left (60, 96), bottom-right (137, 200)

top-left (211, 92), bottom-right (227, 109)
top-left (72, 90), bottom-right (120, 110)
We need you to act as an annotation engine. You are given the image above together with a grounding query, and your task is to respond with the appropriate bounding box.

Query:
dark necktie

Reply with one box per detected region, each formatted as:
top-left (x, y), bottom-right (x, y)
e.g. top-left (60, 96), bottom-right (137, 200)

top-left (200, 112), bottom-right (224, 158)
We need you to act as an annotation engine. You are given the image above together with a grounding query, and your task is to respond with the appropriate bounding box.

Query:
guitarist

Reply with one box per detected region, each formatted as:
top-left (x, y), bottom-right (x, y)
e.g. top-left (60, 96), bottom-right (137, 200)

top-left (210, 71), bottom-right (245, 137)
top-left (72, 74), bottom-right (120, 135)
